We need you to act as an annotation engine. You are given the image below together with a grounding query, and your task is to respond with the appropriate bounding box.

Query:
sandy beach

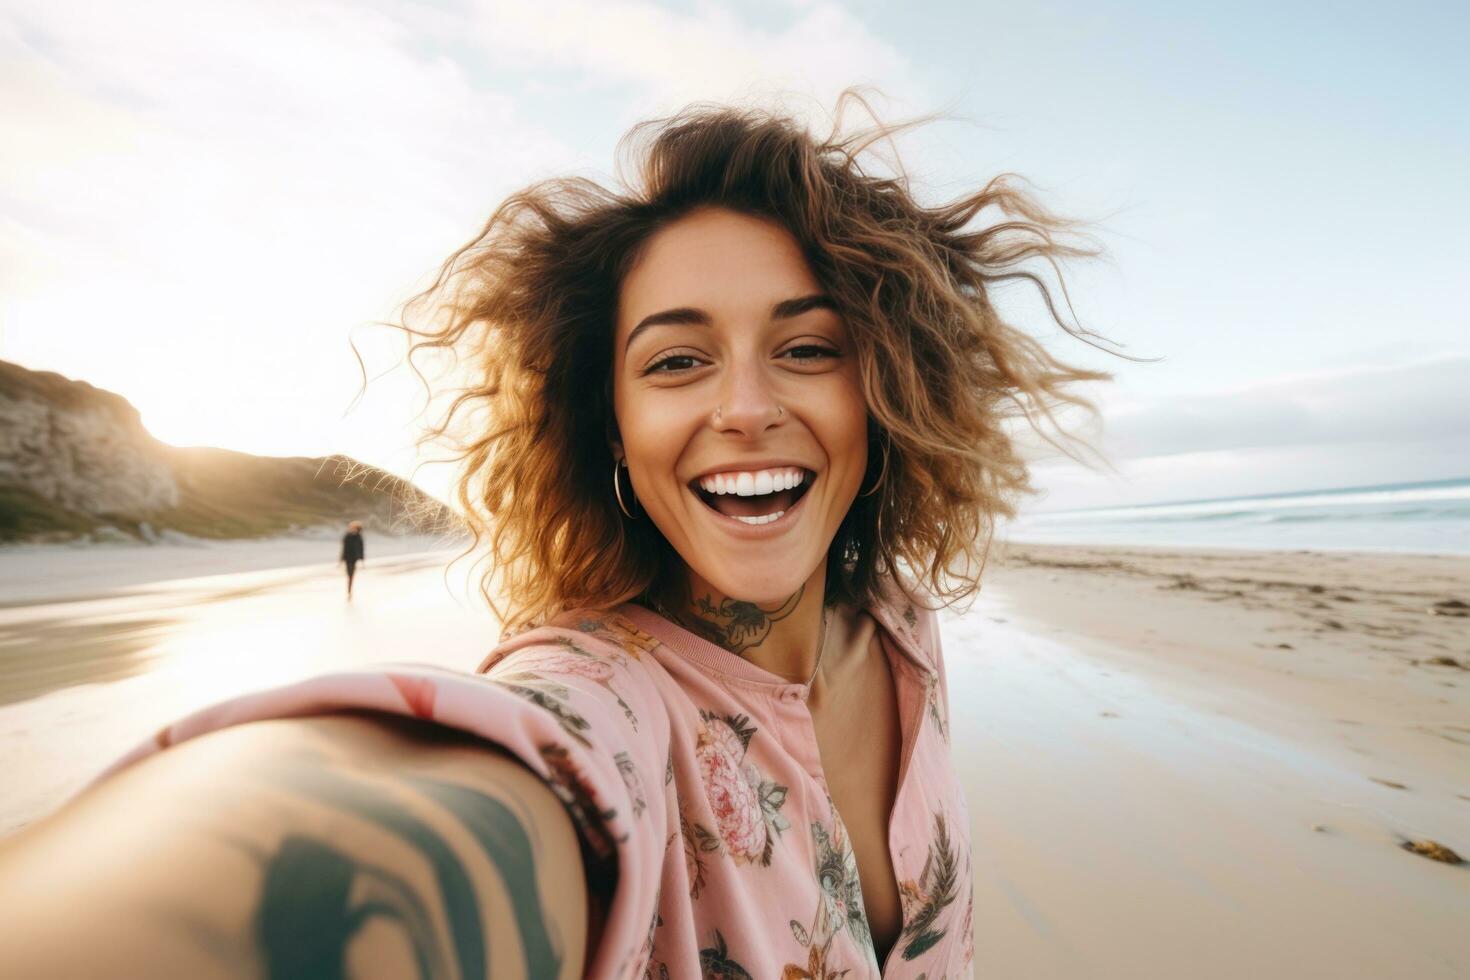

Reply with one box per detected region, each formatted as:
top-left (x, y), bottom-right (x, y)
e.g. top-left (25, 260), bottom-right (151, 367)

top-left (987, 542), bottom-right (1469, 779)
top-left (963, 541), bottom-right (1468, 977)
top-left (0, 541), bottom-right (1466, 976)
top-left (0, 531), bottom-right (465, 605)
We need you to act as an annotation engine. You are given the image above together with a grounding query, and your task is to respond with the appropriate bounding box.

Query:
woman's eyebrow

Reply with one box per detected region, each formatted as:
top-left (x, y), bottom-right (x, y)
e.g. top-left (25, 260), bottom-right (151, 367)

top-left (770, 293), bottom-right (836, 320)
top-left (625, 306), bottom-right (708, 350)
top-left (625, 293), bottom-right (835, 350)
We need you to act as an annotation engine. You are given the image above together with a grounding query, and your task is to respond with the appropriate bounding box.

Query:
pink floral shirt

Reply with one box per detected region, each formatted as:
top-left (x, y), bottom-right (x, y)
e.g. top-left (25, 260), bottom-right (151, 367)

top-left (97, 575), bottom-right (974, 978)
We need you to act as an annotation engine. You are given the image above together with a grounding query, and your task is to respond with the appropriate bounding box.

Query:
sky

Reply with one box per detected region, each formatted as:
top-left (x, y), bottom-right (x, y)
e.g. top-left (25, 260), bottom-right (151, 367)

top-left (2, 0), bottom-right (1467, 512)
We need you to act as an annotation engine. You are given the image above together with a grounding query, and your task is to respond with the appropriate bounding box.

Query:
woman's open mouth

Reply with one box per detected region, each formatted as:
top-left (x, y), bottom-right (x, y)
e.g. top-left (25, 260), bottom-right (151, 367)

top-left (688, 467), bottom-right (816, 527)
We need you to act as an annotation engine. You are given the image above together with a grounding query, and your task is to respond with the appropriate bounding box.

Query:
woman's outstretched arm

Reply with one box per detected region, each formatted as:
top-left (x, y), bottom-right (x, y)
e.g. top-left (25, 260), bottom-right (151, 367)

top-left (0, 712), bottom-right (589, 979)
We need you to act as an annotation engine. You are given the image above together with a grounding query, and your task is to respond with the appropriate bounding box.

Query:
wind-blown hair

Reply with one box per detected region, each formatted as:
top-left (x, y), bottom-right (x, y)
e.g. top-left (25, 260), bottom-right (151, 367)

top-left (399, 91), bottom-right (1113, 633)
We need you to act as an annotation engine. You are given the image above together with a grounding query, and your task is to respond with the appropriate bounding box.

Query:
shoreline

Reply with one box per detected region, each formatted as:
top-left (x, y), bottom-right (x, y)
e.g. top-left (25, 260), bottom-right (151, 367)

top-left (980, 540), bottom-right (1469, 793)
top-left (0, 532), bottom-right (470, 605)
top-left (996, 475), bottom-right (1470, 556)
top-left (1000, 533), bottom-right (1470, 558)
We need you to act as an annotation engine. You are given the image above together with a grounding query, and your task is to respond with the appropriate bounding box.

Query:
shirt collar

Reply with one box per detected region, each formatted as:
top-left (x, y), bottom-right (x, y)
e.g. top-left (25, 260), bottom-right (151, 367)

top-left (865, 575), bottom-right (939, 680)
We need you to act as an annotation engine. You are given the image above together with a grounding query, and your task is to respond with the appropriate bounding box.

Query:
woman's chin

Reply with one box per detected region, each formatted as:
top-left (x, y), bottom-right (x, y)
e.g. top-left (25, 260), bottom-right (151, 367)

top-left (699, 566), bottom-right (819, 607)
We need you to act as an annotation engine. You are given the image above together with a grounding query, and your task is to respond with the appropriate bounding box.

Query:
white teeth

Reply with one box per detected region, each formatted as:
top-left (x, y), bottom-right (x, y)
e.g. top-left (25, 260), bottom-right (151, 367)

top-left (734, 510), bottom-right (785, 525)
top-left (696, 467), bottom-right (808, 496)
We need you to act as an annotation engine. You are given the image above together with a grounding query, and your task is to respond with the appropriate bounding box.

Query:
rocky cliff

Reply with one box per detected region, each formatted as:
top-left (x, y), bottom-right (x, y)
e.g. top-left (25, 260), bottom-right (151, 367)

top-left (0, 359), bottom-right (456, 543)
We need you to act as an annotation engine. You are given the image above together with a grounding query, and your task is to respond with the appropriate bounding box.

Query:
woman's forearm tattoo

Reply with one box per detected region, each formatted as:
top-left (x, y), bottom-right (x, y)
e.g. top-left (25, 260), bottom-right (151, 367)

top-left (239, 760), bottom-right (565, 979)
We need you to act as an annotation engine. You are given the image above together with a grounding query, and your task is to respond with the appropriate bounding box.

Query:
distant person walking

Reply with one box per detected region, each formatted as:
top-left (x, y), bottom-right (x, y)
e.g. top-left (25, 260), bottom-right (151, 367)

top-left (339, 520), bottom-right (364, 599)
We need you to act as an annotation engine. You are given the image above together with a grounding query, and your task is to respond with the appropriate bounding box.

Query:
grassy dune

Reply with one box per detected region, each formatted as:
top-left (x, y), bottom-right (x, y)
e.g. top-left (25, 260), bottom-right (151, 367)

top-left (0, 450), bottom-right (453, 543)
top-left (0, 360), bottom-right (454, 543)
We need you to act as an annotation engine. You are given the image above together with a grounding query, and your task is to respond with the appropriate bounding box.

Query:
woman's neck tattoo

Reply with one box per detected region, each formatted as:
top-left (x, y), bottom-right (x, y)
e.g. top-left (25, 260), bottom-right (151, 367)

top-left (664, 582), bottom-right (803, 655)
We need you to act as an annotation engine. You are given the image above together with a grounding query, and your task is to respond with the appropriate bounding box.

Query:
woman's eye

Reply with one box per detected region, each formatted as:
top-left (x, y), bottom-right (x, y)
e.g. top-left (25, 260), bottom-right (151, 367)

top-left (644, 354), bottom-right (702, 374)
top-left (784, 345), bottom-right (840, 362)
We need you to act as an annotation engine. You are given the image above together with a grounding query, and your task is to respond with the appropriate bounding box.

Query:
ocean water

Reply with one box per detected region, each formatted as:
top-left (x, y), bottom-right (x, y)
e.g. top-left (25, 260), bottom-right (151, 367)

top-left (1002, 477), bottom-right (1470, 555)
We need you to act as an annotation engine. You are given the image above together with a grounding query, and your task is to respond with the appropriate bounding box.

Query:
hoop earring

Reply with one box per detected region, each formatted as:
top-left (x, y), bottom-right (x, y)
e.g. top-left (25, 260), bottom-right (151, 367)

top-left (613, 457), bottom-right (639, 519)
top-left (858, 436), bottom-right (889, 498)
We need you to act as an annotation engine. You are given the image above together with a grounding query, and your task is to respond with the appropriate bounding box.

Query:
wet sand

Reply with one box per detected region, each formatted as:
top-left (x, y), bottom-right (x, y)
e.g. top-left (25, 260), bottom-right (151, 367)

top-left (0, 542), bottom-right (1466, 976)
top-left (0, 548), bottom-right (495, 835)
top-left (987, 542), bottom-right (1470, 785)
top-left (961, 542), bottom-right (1468, 977)
top-left (0, 532), bottom-right (459, 605)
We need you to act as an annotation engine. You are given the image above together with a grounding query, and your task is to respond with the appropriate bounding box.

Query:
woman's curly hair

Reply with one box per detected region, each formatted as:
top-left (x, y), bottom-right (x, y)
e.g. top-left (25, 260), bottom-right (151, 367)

top-left (399, 90), bottom-right (1113, 633)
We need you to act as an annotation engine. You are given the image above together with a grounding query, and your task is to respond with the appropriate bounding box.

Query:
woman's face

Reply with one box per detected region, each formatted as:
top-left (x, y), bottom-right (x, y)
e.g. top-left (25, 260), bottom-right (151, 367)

top-left (612, 207), bottom-right (868, 604)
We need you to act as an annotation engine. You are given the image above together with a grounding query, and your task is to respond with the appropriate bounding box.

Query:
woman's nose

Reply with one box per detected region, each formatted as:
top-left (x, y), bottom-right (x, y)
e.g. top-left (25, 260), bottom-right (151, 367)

top-left (713, 361), bottom-right (784, 433)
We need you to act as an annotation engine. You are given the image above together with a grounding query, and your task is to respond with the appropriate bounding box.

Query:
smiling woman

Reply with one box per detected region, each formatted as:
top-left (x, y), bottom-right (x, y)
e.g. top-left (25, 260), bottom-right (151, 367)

top-left (613, 208), bottom-right (872, 631)
top-left (402, 94), bottom-right (1111, 637)
top-left (0, 90), bottom-right (1114, 978)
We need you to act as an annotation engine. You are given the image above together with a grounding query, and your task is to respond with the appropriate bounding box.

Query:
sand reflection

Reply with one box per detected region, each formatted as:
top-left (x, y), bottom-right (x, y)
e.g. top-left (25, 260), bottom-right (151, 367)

top-left (0, 550), bottom-right (494, 834)
top-left (0, 613), bottom-right (176, 707)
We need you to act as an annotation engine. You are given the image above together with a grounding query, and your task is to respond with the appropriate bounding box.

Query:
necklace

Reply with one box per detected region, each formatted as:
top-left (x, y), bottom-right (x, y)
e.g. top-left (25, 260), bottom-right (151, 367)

top-left (651, 597), bottom-right (833, 689)
top-left (807, 603), bottom-right (832, 688)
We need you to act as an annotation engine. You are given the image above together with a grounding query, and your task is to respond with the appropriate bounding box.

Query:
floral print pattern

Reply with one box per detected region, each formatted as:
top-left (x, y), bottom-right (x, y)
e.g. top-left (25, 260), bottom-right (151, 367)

top-left (575, 614), bottom-right (662, 660)
top-left (681, 801), bottom-right (723, 898)
top-left (616, 750), bottom-right (648, 818)
top-left (781, 940), bottom-right (857, 980)
top-left (958, 887), bottom-right (974, 969)
top-left (782, 806), bottom-right (875, 979)
top-left (539, 741), bottom-right (619, 859)
top-left (97, 581), bottom-right (973, 979)
top-left (502, 679), bottom-right (593, 747)
top-left (543, 635), bottom-right (642, 731)
top-left (896, 811), bottom-right (960, 961)
top-left (699, 929), bottom-right (754, 979)
top-left (923, 676), bottom-right (949, 745)
top-left (637, 886), bottom-right (666, 979)
top-left (695, 709), bottom-right (791, 866)
top-left (813, 817), bottom-right (873, 954)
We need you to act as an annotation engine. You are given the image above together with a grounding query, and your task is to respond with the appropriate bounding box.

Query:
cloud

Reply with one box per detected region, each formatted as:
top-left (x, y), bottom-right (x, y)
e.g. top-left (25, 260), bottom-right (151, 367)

top-left (464, 0), bottom-right (917, 110)
top-left (3, 0), bottom-right (568, 467)
top-left (1016, 356), bottom-right (1470, 510)
top-left (1, 0), bottom-right (917, 477)
top-left (1097, 355), bottom-right (1470, 459)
